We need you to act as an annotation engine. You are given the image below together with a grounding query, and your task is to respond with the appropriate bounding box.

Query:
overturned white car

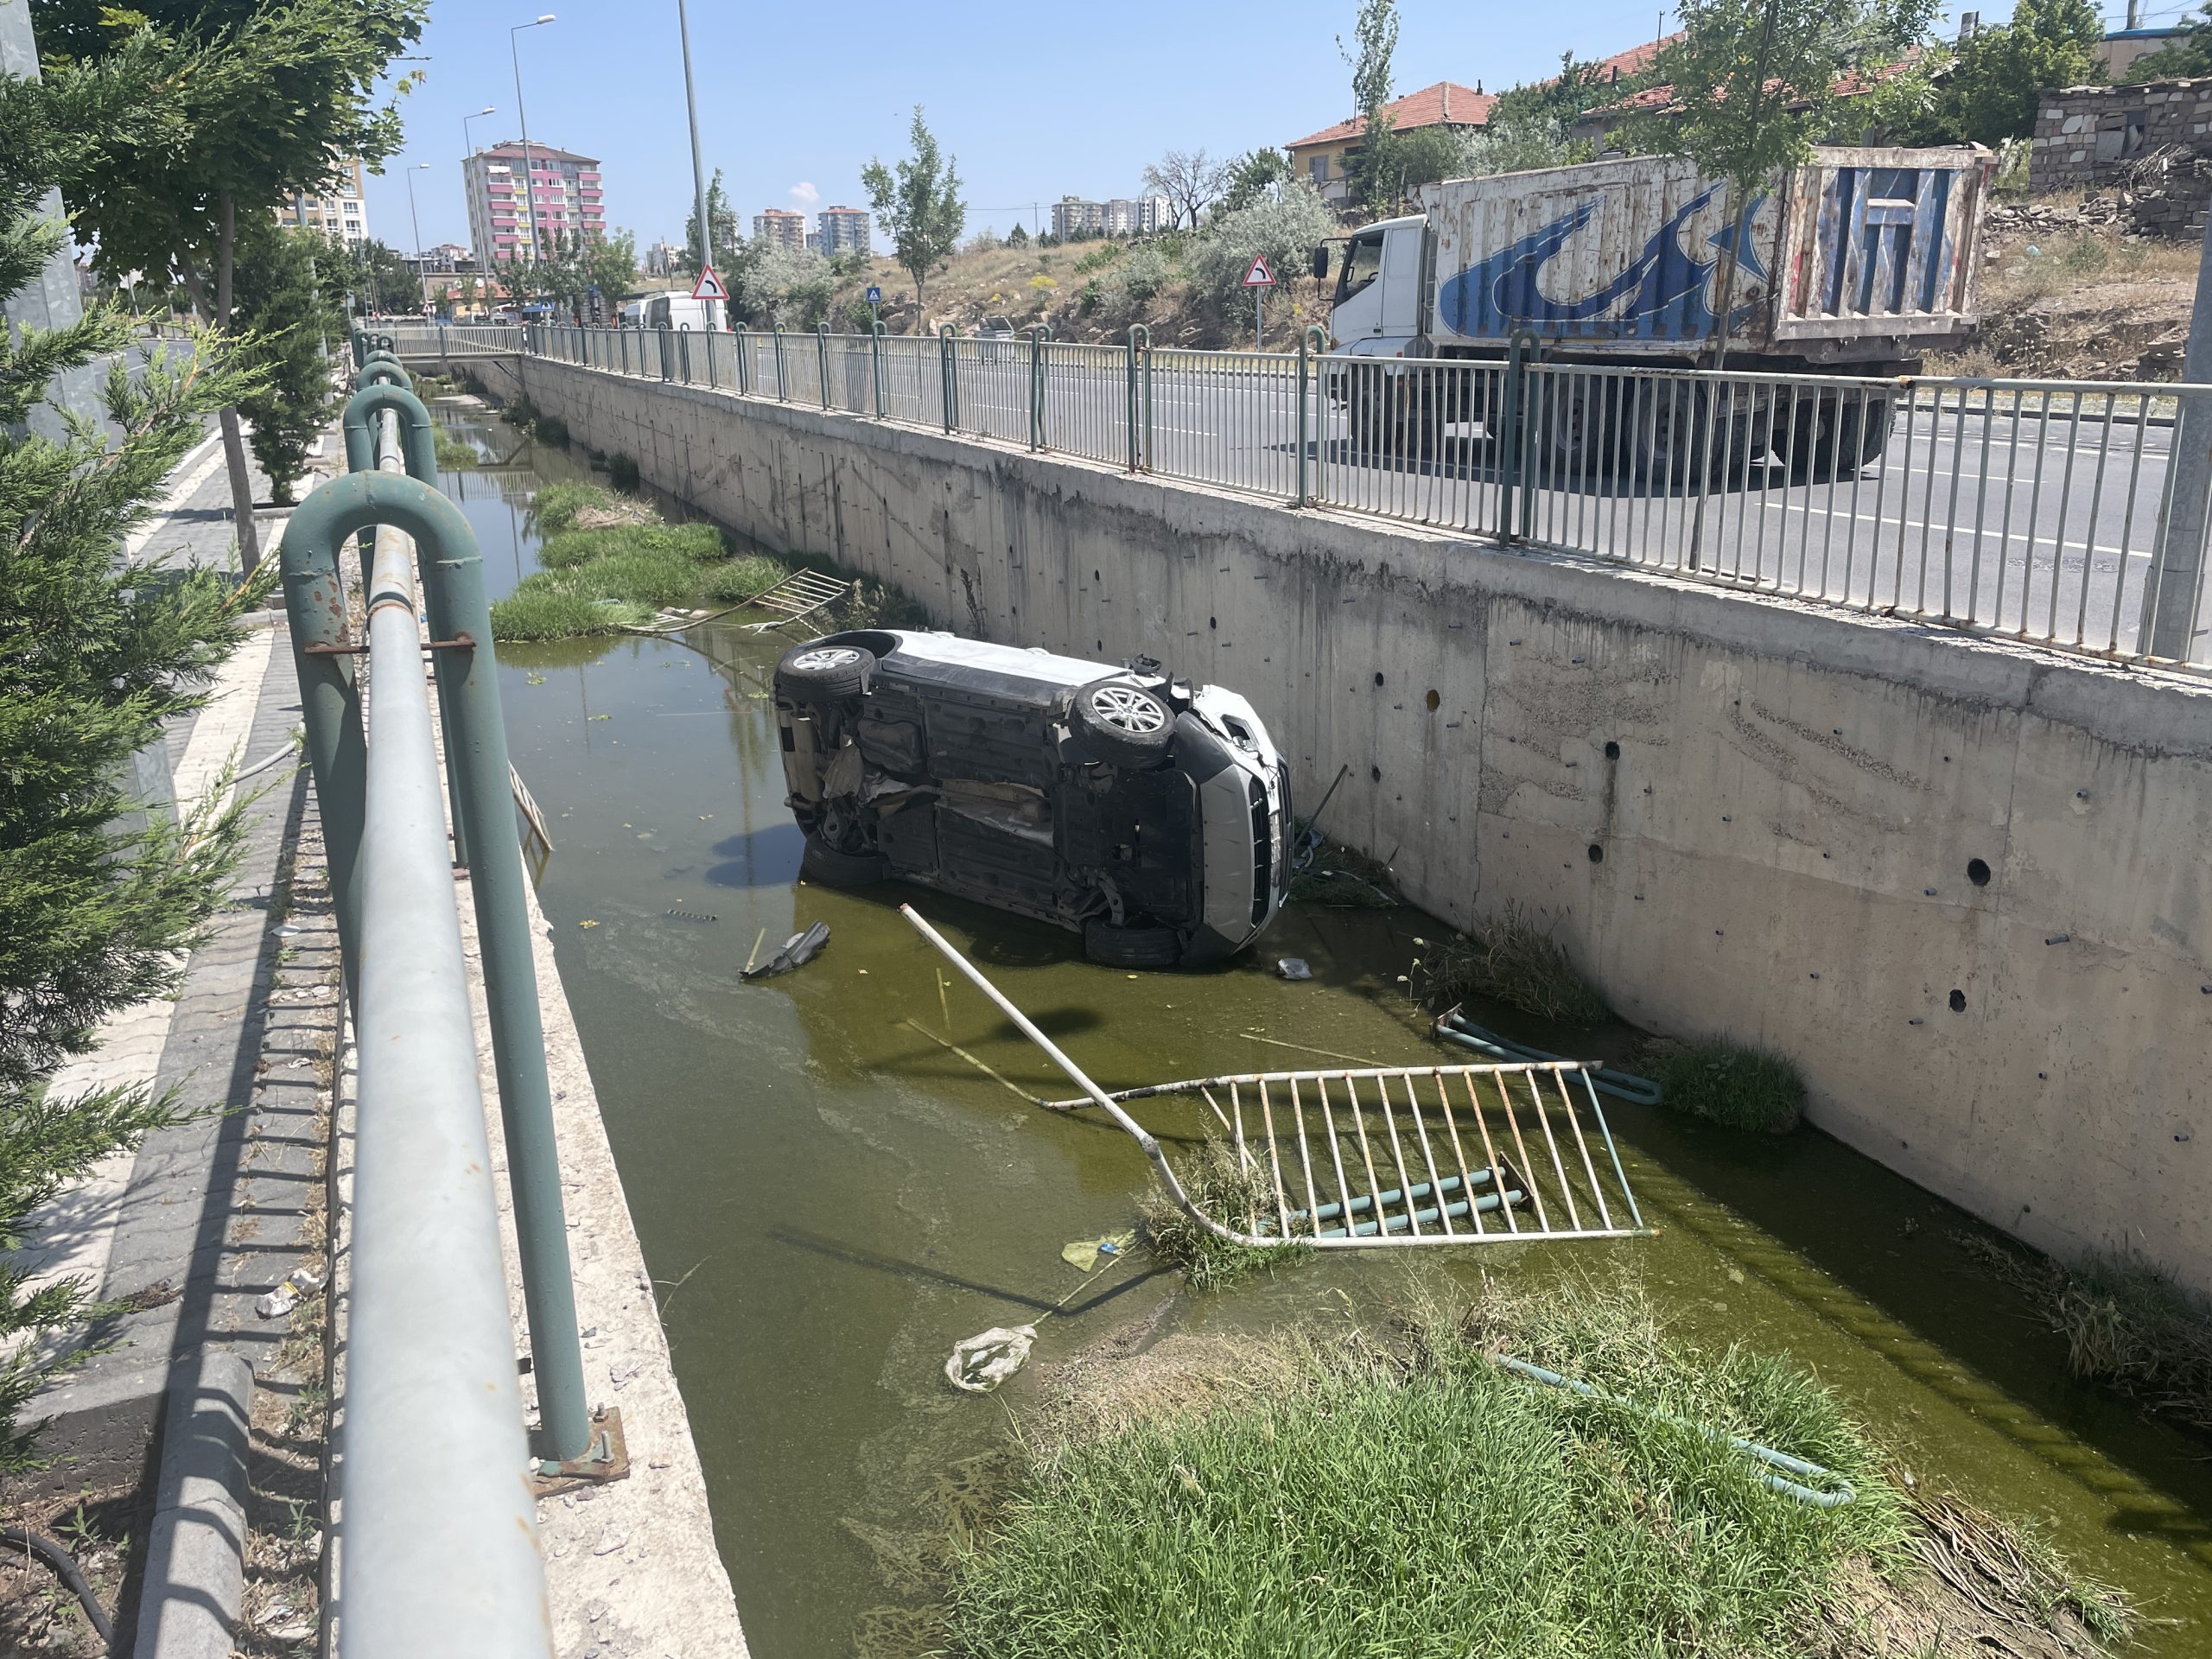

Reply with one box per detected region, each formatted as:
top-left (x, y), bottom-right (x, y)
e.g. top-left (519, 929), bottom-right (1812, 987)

top-left (772, 629), bottom-right (1290, 968)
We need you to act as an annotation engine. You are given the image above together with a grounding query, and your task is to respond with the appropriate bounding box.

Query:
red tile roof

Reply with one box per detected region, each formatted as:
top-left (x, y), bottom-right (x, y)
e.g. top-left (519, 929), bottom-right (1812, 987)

top-left (1287, 81), bottom-right (1497, 151)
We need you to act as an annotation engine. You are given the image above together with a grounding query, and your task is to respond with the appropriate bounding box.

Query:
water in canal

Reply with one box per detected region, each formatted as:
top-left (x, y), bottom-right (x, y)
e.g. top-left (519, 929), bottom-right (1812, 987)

top-left (435, 394), bottom-right (2212, 1657)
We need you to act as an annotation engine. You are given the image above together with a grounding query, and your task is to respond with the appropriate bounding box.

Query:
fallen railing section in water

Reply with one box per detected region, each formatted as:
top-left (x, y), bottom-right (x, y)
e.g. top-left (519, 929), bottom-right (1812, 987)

top-left (903, 905), bottom-right (1649, 1250)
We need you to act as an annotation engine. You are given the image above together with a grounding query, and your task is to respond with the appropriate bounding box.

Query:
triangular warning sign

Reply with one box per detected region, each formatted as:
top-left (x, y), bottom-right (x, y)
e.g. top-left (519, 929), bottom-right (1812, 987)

top-left (691, 264), bottom-right (729, 302)
top-left (1241, 254), bottom-right (1275, 288)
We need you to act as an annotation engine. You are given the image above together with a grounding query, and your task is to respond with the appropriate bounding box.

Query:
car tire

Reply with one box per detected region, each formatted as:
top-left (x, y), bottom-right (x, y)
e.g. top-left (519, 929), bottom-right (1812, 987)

top-left (1071, 678), bottom-right (1174, 769)
top-left (1084, 918), bottom-right (1182, 969)
top-left (800, 836), bottom-right (886, 888)
top-left (777, 642), bottom-right (874, 701)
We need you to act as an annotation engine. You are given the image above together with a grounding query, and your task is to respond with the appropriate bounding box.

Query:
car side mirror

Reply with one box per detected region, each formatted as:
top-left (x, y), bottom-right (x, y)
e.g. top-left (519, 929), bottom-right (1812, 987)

top-left (1310, 244), bottom-right (1332, 282)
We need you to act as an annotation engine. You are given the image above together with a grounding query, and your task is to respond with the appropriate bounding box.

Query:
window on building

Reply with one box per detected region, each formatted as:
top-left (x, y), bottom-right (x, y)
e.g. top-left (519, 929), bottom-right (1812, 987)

top-left (1311, 154), bottom-right (1330, 183)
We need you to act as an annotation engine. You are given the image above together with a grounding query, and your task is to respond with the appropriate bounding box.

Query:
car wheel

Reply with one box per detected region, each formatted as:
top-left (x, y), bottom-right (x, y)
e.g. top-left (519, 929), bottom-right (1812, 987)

top-left (1071, 678), bottom-right (1174, 769)
top-left (1083, 918), bottom-right (1182, 969)
top-left (801, 835), bottom-right (887, 888)
top-left (777, 642), bottom-right (874, 701)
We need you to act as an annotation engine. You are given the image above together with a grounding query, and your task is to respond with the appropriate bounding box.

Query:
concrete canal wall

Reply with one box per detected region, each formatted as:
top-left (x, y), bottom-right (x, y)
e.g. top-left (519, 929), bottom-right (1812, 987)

top-left (466, 352), bottom-right (2212, 1299)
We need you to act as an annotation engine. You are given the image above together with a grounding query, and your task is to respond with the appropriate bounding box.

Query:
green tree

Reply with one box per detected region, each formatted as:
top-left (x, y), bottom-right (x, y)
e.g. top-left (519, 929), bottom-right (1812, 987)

top-left (1626, 0), bottom-right (1934, 363)
top-left (348, 237), bottom-right (416, 316)
top-left (36, 0), bottom-right (427, 573)
top-left (1218, 148), bottom-right (1293, 213)
top-left (1340, 0), bottom-right (1402, 213)
top-left (587, 228), bottom-right (640, 315)
top-left (682, 168), bottom-right (739, 277)
top-left (231, 220), bottom-right (340, 503)
top-left (0, 60), bottom-right (272, 1471)
top-left (1451, 108), bottom-right (1591, 176)
top-left (861, 106), bottom-right (966, 319)
top-left (1006, 222), bottom-right (1030, 248)
top-left (1879, 0), bottom-right (2103, 143)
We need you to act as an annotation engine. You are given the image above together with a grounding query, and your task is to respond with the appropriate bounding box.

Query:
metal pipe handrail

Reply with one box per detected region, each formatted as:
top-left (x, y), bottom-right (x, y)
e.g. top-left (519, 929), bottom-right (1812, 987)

top-left (287, 425), bottom-right (554, 1656)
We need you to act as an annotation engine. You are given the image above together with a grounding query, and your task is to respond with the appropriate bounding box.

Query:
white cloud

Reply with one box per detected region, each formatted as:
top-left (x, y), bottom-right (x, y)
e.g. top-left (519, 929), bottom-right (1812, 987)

top-left (789, 181), bottom-right (820, 207)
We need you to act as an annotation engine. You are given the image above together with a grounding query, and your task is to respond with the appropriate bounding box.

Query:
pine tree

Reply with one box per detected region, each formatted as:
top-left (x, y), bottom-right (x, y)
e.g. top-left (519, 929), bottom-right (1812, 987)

top-left (0, 58), bottom-right (271, 1469)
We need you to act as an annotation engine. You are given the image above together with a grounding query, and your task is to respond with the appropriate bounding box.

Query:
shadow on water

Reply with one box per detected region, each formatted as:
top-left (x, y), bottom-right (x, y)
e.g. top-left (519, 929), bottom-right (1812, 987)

top-left (437, 395), bottom-right (2212, 1658)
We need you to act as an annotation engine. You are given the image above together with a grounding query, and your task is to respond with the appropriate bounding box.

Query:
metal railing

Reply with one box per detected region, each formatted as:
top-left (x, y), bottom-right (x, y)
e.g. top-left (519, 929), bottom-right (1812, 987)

top-left (279, 345), bottom-right (619, 1652)
top-left (377, 319), bottom-right (2212, 671)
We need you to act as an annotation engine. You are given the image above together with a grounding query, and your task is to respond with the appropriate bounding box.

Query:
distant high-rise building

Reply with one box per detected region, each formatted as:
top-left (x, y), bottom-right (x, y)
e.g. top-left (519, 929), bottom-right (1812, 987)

top-left (817, 206), bottom-right (871, 256)
top-left (462, 141), bottom-right (605, 266)
top-left (1051, 195), bottom-right (1105, 238)
top-left (645, 239), bottom-right (682, 277)
top-left (804, 231), bottom-right (821, 253)
top-left (278, 156), bottom-right (371, 246)
top-left (753, 208), bottom-right (806, 251)
top-left (1103, 196), bottom-right (1171, 236)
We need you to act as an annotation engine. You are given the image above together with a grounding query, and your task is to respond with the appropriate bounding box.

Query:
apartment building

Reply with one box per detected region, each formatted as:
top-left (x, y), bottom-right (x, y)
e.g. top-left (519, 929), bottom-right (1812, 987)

top-left (462, 141), bottom-right (606, 266)
top-left (1051, 195), bottom-right (1104, 238)
top-left (1103, 196), bottom-right (1170, 236)
top-left (278, 156), bottom-right (370, 245)
top-left (753, 208), bottom-right (807, 251)
top-left (817, 206), bottom-right (871, 255)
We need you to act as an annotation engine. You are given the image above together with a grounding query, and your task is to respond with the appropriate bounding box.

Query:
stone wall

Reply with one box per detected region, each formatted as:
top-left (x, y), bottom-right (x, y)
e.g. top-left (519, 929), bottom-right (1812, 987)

top-left (2032, 79), bottom-right (2212, 234)
top-left (445, 347), bottom-right (2212, 1301)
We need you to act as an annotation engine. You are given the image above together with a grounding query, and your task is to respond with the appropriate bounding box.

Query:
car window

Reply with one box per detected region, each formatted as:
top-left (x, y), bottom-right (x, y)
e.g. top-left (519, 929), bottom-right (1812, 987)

top-left (1338, 232), bottom-right (1383, 304)
top-left (646, 297), bottom-right (670, 328)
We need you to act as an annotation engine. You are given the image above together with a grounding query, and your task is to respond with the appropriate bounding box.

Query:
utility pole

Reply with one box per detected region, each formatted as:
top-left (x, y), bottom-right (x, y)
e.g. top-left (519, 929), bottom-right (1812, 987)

top-left (511, 15), bottom-right (556, 311)
top-left (2146, 209), bottom-right (2212, 659)
top-left (677, 0), bottom-right (716, 329)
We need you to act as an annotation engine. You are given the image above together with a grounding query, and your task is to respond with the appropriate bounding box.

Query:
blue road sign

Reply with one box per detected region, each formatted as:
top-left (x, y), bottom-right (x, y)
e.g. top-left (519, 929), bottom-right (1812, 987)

top-left (865, 285), bottom-right (882, 305)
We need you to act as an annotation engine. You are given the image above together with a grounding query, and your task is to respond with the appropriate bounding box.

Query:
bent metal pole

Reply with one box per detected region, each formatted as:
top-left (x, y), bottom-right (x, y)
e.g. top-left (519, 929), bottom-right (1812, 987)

top-left (278, 467), bottom-right (592, 1465)
top-left (288, 470), bottom-right (554, 1655)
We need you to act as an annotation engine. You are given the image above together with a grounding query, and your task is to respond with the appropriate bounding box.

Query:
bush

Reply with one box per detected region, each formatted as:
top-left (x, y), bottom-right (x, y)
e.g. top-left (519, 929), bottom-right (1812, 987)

top-left (534, 413), bottom-right (569, 447)
top-left (1654, 1041), bottom-right (1805, 1133)
top-left (1187, 183), bottom-right (1337, 313)
top-left (1115, 244), bottom-right (1173, 308)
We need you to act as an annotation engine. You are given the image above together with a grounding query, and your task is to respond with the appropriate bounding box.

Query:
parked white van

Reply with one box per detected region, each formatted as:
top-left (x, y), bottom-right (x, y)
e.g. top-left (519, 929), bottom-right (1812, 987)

top-left (637, 290), bottom-right (718, 331)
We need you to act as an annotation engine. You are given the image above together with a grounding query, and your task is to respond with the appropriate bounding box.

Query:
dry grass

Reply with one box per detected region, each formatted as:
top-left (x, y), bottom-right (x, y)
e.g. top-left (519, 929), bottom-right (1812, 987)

top-left (1409, 904), bottom-right (1611, 1026)
top-left (1137, 1138), bottom-right (1310, 1291)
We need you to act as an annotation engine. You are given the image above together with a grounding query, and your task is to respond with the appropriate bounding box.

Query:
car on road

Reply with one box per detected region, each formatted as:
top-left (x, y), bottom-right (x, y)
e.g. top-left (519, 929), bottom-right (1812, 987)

top-left (772, 629), bottom-right (1290, 968)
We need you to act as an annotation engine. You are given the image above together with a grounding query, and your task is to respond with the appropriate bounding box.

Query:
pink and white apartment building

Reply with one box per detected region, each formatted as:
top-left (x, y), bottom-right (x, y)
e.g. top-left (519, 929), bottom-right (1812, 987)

top-left (462, 141), bottom-right (605, 265)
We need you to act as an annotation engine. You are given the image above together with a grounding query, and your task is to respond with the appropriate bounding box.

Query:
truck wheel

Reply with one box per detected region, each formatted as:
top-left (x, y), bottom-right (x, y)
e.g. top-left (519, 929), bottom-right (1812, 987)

top-left (800, 835), bottom-right (886, 888)
top-left (777, 642), bottom-right (874, 701)
top-left (1071, 678), bottom-right (1175, 769)
top-left (1544, 376), bottom-right (1617, 480)
top-left (1624, 380), bottom-right (1700, 484)
top-left (1784, 391), bottom-right (1893, 483)
top-left (1084, 918), bottom-right (1182, 969)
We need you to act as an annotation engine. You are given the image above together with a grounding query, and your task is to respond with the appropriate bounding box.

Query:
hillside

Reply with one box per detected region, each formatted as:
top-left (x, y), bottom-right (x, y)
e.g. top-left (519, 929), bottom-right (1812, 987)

top-left (822, 238), bottom-right (1336, 353)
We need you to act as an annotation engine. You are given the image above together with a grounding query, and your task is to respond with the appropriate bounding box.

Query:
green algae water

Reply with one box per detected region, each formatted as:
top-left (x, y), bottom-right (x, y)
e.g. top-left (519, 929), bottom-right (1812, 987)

top-left (431, 393), bottom-right (2212, 1659)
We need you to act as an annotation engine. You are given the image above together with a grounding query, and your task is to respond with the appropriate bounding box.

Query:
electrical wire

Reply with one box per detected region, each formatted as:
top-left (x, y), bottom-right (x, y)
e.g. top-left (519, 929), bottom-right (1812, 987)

top-left (0, 1528), bottom-right (114, 1649)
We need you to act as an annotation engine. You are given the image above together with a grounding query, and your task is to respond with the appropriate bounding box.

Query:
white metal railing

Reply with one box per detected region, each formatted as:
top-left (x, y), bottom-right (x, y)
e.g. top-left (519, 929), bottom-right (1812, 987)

top-left (391, 319), bottom-right (2212, 671)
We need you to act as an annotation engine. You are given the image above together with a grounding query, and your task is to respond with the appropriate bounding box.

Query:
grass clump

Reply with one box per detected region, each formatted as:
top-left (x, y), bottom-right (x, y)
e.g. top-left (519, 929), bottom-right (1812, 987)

top-left (1655, 1040), bottom-right (1805, 1134)
top-left (1136, 1137), bottom-right (1308, 1290)
top-left (432, 429), bottom-right (478, 470)
top-left (702, 555), bottom-right (789, 604)
top-left (486, 585), bottom-right (650, 642)
top-left (948, 1274), bottom-right (2128, 1658)
top-left (1288, 835), bottom-right (1401, 907)
top-left (1411, 902), bottom-right (1609, 1026)
top-left (539, 522), bottom-right (725, 569)
top-left (535, 479), bottom-right (631, 533)
top-left (1964, 1239), bottom-right (2212, 1430)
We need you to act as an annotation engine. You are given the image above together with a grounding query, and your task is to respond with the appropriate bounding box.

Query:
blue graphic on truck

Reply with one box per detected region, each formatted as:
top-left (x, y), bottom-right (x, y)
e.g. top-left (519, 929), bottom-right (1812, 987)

top-left (1438, 188), bottom-right (1768, 344)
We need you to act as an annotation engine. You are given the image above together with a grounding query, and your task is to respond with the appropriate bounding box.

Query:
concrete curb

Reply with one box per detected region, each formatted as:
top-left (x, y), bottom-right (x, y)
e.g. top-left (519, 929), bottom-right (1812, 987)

top-left (130, 1350), bottom-right (253, 1659)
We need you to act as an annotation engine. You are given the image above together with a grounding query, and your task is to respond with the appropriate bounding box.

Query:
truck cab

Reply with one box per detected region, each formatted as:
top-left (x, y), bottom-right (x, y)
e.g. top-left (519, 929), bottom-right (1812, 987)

top-left (1330, 214), bottom-right (1428, 359)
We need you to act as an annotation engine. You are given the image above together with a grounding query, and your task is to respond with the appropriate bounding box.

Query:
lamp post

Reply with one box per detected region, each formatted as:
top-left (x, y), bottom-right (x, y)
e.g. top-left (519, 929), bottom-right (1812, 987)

top-left (510, 14), bottom-right (555, 307)
top-left (404, 161), bottom-right (432, 316)
top-left (677, 0), bottom-right (715, 330)
top-left (463, 104), bottom-right (497, 159)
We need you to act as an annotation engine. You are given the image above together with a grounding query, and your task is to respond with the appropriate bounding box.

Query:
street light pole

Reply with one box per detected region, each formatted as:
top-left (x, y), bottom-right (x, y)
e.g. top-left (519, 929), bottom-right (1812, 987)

top-left (677, 0), bottom-right (716, 330)
top-left (510, 15), bottom-right (555, 309)
top-left (404, 161), bottom-right (431, 316)
top-left (463, 104), bottom-right (497, 159)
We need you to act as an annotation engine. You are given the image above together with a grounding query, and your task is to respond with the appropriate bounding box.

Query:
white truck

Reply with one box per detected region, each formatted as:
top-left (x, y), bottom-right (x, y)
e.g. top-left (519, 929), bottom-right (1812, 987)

top-left (1319, 145), bottom-right (1990, 478)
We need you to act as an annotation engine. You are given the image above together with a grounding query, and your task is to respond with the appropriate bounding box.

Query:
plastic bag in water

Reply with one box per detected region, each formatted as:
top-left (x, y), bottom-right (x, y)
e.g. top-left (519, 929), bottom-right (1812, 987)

top-left (946, 1324), bottom-right (1038, 1393)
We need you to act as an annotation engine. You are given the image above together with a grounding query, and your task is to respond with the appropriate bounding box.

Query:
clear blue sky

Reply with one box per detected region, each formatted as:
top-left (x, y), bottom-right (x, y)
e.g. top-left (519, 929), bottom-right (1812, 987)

top-left (364, 0), bottom-right (2093, 258)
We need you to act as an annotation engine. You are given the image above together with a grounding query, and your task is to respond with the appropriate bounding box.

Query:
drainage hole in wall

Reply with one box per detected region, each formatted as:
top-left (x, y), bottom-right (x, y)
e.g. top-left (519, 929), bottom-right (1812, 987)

top-left (1370, 766), bottom-right (1382, 783)
top-left (1967, 856), bottom-right (1991, 887)
top-left (1948, 988), bottom-right (1967, 1013)
top-left (1093, 569), bottom-right (1101, 582)
top-left (1604, 740), bottom-right (1620, 760)
top-left (1209, 616), bottom-right (1217, 629)
top-left (1374, 671), bottom-right (1386, 687)
top-left (1587, 843), bottom-right (1604, 864)
top-left (1425, 689), bottom-right (1440, 711)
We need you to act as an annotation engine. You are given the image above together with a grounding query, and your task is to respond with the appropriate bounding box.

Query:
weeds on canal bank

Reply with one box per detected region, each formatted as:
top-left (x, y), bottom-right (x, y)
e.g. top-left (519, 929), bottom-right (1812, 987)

top-left (1408, 902), bottom-right (1610, 1026)
top-left (1962, 1236), bottom-right (2212, 1432)
top-left (946, 1274), bottom-right (2133, 1659)
top-left (1654, 1040), bottom-right (1807, 1135)
top-left (431, 429), bottom-right (477, 470)
top-left (1136, 1137), bottom-right (1308, 1290)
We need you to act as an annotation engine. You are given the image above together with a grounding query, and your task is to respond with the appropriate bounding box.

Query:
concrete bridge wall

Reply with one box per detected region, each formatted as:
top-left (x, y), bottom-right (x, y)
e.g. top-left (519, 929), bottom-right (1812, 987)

top-left (460, 349), bottom-right (2212, 1295)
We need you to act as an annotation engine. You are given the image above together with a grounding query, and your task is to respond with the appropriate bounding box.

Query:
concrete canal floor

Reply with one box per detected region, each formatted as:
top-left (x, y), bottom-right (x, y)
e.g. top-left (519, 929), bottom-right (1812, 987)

top-left (439, 397), bottom-right (2212, 1659)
